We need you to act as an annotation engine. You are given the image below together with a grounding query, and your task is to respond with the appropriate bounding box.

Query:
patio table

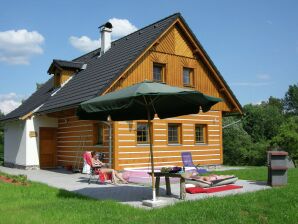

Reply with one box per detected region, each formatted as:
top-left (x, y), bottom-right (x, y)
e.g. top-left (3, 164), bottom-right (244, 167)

top-left (148, 172), bottom-right (186, 200)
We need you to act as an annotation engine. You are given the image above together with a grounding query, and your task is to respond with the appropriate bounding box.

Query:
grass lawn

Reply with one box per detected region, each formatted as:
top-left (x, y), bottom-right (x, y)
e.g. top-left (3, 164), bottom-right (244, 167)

top-left (0, 167), bottom-right (297, 224)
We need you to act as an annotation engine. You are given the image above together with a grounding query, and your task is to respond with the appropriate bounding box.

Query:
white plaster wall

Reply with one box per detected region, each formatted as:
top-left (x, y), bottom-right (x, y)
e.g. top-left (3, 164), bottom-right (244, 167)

top-left (4, 120), bottom-right (27, 166)
top-left (26, 115), bottom-right (58, 166)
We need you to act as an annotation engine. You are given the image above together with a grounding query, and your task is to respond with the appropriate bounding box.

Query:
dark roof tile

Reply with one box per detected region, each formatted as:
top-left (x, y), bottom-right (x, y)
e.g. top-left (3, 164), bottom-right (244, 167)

top-left (1, 78), bottom-right (54, 121)
top-left (3, 12), bottom-right (242, 119)
top-left (47, 59), bottom-right (86, 74)
top-left (37, 13), bottom-right (180, 113)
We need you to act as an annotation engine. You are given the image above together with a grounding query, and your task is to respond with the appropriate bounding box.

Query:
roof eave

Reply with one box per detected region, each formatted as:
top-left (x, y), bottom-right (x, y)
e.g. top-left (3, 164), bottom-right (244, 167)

top-left (176, 16), bottom-right (243, 114)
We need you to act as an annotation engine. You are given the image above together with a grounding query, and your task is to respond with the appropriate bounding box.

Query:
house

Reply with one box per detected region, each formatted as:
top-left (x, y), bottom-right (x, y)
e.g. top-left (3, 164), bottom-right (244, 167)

top-left (0, 13), bottom-right (242, 170)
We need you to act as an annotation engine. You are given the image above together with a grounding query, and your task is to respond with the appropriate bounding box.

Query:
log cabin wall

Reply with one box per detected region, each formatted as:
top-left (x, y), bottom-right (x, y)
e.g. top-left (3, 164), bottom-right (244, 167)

top-left (56, 114), bottom-right (112, 168)
top-left (114, 111), bottom-right (222, 170)
top-left (54, 110), bottom-right (222, 170)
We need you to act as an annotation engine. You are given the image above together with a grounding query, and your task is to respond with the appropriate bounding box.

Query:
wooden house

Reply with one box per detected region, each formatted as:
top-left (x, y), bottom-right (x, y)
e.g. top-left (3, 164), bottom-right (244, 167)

top-left (1, 13), bottom-right (242, 170)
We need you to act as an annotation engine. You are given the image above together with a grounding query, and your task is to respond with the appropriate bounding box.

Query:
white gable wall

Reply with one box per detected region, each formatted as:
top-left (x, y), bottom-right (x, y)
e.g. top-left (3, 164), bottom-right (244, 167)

top-left (4, 115), bottom-right (58, 169)
top-left (26, 115), bottom-right (58, 166)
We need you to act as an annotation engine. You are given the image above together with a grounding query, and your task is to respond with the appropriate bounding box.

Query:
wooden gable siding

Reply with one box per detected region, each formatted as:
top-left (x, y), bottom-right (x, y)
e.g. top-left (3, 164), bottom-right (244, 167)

top-left (108, 26), bottom-right (233, 112)
top-left (114, 111), bottom-right (222, 170)
top-left (60, 70), bottom-right (74, 85)
top-left (154, 25), bottom-right (193, 58)
top-left (54, 70), bottom-right (74, 88)
top-left (55, 115), bottom-right (112, 168)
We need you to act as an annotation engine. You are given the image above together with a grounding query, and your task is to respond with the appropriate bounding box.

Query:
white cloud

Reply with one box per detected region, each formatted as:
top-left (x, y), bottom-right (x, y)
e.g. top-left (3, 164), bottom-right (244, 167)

top-left (0, 29), bottom-right (44, 65)
top-left (69, 36), bottom-right (100, 53)
top-left (69, 18), bottom-right (137, 53)
top-left (257, 74), bottom-right (270, 80)
top-left (0, 93), bottom-right (24, 114)
top-left (108, 18), bottom-right (138, 38)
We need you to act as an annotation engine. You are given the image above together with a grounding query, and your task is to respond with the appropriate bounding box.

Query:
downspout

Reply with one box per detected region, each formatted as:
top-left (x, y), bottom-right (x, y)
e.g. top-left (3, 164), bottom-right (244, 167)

top-left (100, 120), bottom-right (112, 168)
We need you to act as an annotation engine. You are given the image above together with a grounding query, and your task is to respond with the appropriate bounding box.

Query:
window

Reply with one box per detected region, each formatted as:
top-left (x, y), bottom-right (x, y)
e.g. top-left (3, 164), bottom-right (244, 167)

top-left (137, 122), bottom-right (149, 144)
top-left (153, 63), bottom-right (165, 82)
top-left (195, 124), bottom-right (207, 144)
top-left (168, 123), bottom-right (181, 144)
top-left (93, 123), bottom-right (108, 145)
top-left (183, 67), bottom-right (194, 86)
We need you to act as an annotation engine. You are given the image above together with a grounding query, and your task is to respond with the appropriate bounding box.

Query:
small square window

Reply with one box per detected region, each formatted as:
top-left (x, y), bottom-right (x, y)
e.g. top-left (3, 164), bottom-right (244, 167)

top-left (93, 123), bottom-right (109, 145)
top-left (195, 124), bottom-right (207, 144)
top-left (168, 123), bottom-right (181, 144)
top-left (137, 122), bottom-right (149, 144)
top-left (183, 67), bottom-right (194, 86)
top-left (153, 63), bottom-right (165, 82)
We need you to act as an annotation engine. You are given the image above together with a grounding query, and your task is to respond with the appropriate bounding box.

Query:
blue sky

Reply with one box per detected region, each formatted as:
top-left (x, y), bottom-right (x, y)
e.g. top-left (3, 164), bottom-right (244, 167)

top-left (0, 0), bottom-right (297, 114)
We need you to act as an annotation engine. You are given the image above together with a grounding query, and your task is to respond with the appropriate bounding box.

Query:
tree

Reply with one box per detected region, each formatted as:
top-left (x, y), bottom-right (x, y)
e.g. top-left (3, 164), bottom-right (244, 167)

top-left (268, 96), bottom-right (283, 112)
top-left (284, 83), bottom-right (298, 115)
top-left (271, 116), bottom-right (298, 165)
top-left (223, 117), bottom-right (252, 165)
top-left (223, 116), bottom-right (269, 166)
top-left (243, 102), bottom-right (284, 142)
top-left (223, 83), bottom-right (298, 166)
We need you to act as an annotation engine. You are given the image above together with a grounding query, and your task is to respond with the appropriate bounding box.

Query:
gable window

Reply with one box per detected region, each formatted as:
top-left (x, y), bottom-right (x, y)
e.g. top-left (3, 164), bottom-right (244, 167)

top-left (168, 123), bottom-right (181, 144)
top-left (93, 123), bottom-right (108, 145)
top-left (137, 122), bottom-right (149, 144)
top-left (183, 67), bottom-right (194, 86)
top-left (195, 124), bottom-right (207, 144)
top-left (153, 63), bottom-right (165, 82)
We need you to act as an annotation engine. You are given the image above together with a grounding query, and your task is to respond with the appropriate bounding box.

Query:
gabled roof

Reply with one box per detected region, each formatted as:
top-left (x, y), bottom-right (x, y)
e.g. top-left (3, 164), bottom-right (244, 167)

top-left (47, 59), bottom-right (86, 74)
top-left (1, 78), bottom-right (54, 121)
top-left (176, 16), bottom-right (243, 114)
top-left (1, 12), bottom-right (242, 121)
top-left (36, 13), bottom-right (180, 114)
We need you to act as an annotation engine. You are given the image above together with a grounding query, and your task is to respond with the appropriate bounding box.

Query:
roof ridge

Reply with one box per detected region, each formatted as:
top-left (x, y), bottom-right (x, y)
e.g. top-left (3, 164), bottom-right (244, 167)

top-left (95, 13), bottom-right (181, 97)
top-left (71, 12), bottom-right (181, 62)
top-left (177, 16), bottom-right (243, 112)
top-left (54, 59), bottom-right (85, 64)
top-left (71, 48), bottom-right (100, 62)
top-left (112, 12), bottom-right (180, 45)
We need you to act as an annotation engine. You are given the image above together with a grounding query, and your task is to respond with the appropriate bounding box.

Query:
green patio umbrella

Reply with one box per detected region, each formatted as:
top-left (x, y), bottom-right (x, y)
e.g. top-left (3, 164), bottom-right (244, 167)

top-left (77, 81), bottom-right (222, 201)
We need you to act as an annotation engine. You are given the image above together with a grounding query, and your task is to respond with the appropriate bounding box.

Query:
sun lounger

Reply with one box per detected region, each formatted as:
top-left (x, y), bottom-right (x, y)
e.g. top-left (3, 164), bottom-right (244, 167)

top-left (182, 173), bottom-right (238, 188)
top-left (181, 152), bottom-right (208, 174)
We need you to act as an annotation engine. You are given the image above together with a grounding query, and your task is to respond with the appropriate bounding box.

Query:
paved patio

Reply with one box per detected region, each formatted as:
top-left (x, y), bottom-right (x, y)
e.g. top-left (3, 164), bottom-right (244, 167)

top-left (0, 166), bottom-right (271, 209)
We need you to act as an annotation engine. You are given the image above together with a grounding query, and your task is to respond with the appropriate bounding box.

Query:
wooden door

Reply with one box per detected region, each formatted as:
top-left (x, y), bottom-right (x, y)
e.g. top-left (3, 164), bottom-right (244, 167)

top-left (39, 127), bottom-right (57, 168)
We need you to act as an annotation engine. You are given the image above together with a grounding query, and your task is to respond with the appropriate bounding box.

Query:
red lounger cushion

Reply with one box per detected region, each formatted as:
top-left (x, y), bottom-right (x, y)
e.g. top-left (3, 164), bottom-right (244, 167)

top-left (186, 185), bottom-right (243, 194)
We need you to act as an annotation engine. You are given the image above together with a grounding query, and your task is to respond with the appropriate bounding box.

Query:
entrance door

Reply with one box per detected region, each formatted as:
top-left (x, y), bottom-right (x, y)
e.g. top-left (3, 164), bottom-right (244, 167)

top-left (39, 127), bottom-right (57, 168)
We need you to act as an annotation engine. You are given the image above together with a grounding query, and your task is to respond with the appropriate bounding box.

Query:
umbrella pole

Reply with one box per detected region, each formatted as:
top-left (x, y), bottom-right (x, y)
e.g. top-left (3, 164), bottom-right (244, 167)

top-left (147, 109), bottom-right (156, 201)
